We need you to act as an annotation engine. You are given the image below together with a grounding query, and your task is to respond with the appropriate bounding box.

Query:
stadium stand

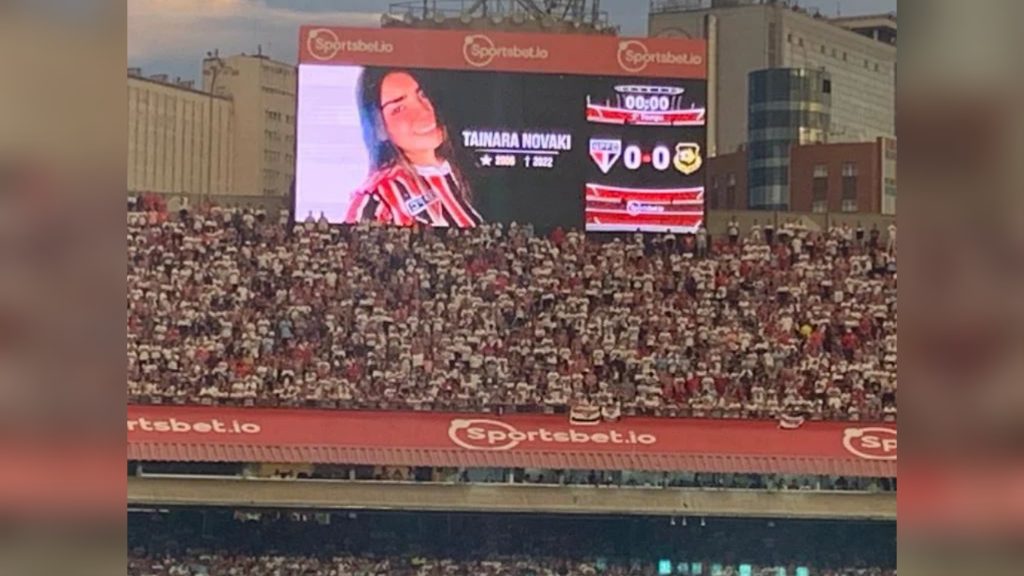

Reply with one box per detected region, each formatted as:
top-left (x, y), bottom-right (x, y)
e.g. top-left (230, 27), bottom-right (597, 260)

top-left (127, 508), bottom-right (896, 576)
top-left (127, 552), bottom-right (897, 575)
top-left (127, 203), bottom-right (896, 421)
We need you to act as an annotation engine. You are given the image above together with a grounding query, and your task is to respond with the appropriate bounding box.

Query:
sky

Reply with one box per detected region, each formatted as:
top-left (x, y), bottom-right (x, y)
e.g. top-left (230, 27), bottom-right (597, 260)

top-left (128, 0), bottom-right (897, 81)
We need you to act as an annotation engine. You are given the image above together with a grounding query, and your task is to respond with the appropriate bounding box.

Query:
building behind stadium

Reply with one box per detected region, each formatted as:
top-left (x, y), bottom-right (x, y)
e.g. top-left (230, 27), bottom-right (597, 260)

top-left (127, 1), bottom-right (896, 219)
top-left (650, 0), bottom-right (896, 211)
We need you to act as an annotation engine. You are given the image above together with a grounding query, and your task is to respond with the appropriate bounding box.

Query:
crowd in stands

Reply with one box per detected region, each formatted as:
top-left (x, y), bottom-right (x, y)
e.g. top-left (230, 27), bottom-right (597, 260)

top-left (127, 201), bottom-right (897, 421)
top-left (129, 508), bottom-right (895, 576)
top-left (127, 551), bottom-right (896, 575)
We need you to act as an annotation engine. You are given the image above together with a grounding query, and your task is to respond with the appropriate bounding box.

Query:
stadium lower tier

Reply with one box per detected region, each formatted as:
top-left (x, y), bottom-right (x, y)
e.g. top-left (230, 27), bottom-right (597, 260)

top-left (128, 508), bottom-right (895, 575)
top-left (134, 461), bottom-right (896, 492)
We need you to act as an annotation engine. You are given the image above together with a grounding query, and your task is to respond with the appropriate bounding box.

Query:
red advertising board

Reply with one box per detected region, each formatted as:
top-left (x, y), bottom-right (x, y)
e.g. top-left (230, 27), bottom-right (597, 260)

top-left (298, 26), bottom-right (706, 79)
top-left (127, 406), bottom-right (895, 477)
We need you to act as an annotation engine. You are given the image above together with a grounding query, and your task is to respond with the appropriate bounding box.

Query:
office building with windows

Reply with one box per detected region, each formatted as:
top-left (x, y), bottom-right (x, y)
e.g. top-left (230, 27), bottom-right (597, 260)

top-left (650, 0), bottom-right (895, 156)
top-left (203, 52), bottom-right (297, 198)
top-left (747, 67), bottom-right (831, 209)
top-left (706, 136), bottom-right (895, 215)
top-left (127, 70), bottom-right (234, 197)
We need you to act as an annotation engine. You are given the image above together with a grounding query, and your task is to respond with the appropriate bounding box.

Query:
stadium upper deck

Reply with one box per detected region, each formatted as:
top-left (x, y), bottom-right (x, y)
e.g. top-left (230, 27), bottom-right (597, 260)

top-left (127, 202), bottom-right (896, 422)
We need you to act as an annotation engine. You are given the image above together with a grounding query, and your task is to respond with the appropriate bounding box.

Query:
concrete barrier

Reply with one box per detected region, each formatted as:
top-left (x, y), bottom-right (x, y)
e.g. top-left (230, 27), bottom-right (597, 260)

top-left (128, 476), bottom-right (895, 520)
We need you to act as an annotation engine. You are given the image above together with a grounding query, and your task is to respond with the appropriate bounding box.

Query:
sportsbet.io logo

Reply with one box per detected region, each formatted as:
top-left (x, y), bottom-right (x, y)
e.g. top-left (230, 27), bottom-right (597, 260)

top-left (307, 28), bottom-right (343, 61)
top-left (306, 28), bottom-right (394, 61)
top-left (617, 39), bottom-right (703, 73)
top-left (842, 427), bottom-right (897, 460)
top-left (448, 418), bottom-right (657, 451)
top-left (462, 34), bottom-right (549, 68)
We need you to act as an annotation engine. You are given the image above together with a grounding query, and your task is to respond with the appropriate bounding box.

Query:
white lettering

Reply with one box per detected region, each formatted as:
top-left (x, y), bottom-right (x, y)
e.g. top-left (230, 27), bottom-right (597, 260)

top-left (462, 130), bottom-right (571, 152)
top-left (521, 132), bottom-right (572, 151)
top-left (126, 417), bottom-right (261, 435)
top-left (462, 130), bottom-right (520, 149)
top-left (448, 418), bottom-right (658, 451)
top-left (463, 35), bottom-right (550, 67)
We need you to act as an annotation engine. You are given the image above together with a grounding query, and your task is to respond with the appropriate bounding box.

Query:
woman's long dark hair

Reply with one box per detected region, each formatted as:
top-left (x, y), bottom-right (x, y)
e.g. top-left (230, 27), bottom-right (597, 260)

top-left (356, 67), bottom-right (473, 202)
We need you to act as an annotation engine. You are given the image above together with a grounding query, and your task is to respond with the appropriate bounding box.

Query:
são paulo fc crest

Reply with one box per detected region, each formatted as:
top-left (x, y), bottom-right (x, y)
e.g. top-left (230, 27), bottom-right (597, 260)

top-left (589, 138), bottom-right (622, 174)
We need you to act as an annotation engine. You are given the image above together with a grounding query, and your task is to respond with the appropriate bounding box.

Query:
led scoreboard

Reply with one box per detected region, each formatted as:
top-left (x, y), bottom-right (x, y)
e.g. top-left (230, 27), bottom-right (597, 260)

top-left (587, 85), bottom-right (706, 126)
top-left (296, 27), bottom-right (707, 233)
top-left (585, 83), bottom-right (706, 232)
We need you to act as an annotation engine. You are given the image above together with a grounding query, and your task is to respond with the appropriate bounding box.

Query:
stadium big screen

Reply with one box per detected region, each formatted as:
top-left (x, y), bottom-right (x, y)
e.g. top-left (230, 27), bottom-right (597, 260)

top-left (296, 27), bottom-right (707, 233)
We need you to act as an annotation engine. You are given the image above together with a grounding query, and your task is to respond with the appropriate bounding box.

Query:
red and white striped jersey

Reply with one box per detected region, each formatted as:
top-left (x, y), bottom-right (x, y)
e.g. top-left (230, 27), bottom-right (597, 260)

top-left (344, 162), bottom-right (483, 228)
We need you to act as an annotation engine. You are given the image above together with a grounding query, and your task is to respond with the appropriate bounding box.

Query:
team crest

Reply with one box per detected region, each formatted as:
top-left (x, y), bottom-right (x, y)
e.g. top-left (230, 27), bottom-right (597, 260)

top-left (674, 142), bottom-right (703, 175)
top-left (589, 138), bottom-right (622, 174)
top-left (404, 190), bottom-right (437, 216)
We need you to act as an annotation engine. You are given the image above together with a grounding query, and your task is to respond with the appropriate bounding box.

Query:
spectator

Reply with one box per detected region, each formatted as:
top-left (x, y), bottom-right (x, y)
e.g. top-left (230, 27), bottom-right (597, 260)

top-left (127, 205), bottom-right (897, 422)
top-left (727, 217), bottom-right (740, 246)
top-left (696, 224), bottom-right (709, 258)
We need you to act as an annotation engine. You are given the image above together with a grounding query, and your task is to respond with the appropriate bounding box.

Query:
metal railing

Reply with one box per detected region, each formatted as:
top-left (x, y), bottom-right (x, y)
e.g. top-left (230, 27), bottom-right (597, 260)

top-left (386, 0), bottom-right (612, 29)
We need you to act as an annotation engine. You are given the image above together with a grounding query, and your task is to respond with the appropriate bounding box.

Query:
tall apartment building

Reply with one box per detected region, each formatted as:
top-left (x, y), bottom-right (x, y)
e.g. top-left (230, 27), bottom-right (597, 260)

top-left (203, 52), bottom-right (297, 198)
top-left (127, 70), bottom-right (234, 196)
top-left (650, 0), bottom-right (896, 156)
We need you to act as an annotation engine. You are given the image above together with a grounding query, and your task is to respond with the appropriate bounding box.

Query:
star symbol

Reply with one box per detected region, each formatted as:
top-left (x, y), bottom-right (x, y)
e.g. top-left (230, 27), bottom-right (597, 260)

top-left (480, 154), bottom-right (493, 167)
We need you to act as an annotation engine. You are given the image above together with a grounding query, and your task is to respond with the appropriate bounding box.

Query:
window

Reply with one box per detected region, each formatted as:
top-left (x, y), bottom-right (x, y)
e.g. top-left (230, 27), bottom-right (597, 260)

top-left (798, 38), bottom-right (804, 47)
top-left (265, 129), bottom-right (280, 143)
top-left (842, 52), bottom-right (848, 61)
top-left (822, 79), bottom-right (832, 94)
top-left (874, 63), bottom-right (881, 72)
top-left (820, 45), bottom-right (826, 54)
top-left (266, 110), bottom-right (281, 122)
top-left (264, 150), bottom-right (281, 163)
top-left (812, 164), bottom-right (828, 210)
top-left (813, 175), bottom-right (828, 198)
top-left (285, 153), bottom-right (294, 165)
top-left (841, 162), bottom-right (858, 212)
top-left (725, 186), bottom-right (736, 210)
top-left (865, 59), bottom-right (870, 68)
top-left (831, 48), bottom-right (837, 57)
top-left (787, 33), bottom-right (793, 43)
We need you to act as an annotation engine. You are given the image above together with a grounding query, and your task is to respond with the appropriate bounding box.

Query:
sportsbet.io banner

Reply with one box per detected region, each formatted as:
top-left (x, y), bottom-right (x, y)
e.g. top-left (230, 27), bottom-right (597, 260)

top-left (127, 406), bottom-right (896, 477)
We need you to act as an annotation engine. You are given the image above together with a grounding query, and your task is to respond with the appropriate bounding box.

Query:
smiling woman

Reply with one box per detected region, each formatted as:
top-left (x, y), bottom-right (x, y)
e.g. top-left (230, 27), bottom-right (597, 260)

top-left (344, 68), bottom-right (483, 228)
